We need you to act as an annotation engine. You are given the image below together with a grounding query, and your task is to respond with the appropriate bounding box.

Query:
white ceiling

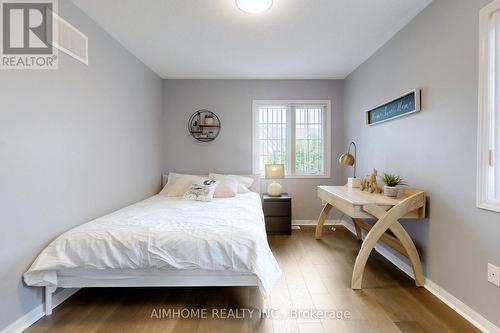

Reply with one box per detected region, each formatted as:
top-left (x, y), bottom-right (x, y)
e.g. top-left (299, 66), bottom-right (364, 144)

top-left (72, 0), bottom-right (432, 79)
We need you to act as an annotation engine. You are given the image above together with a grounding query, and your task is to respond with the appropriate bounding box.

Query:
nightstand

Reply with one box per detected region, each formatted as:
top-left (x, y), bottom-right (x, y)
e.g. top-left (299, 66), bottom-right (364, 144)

top-left (262, 193), bottom-right (292, 235)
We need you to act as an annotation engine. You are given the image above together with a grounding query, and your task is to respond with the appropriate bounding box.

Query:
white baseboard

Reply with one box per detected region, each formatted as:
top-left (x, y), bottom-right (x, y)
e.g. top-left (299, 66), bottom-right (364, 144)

top-left (1, 288), bottom-right (79, 333)
top-left (340, 220), bottom-right (500, 333)
top-left (424, 280), bottom-right (500, 333)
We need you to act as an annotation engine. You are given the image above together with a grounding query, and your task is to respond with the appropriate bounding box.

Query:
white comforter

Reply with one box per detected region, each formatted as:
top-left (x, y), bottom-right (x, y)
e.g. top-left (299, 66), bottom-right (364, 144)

top-left (24, 192), bottom-right (281, 294)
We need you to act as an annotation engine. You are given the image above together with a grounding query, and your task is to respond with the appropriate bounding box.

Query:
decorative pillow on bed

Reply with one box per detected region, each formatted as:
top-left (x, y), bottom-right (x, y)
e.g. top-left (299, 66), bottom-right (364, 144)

top-left (160, 173), bottom-right (204, 197)
top-left (183, 179), bottom-right (219, 202)
top-left (213, 178), bottom-right (239, 198)
top-left (208, 173), bottom-right (254, 193)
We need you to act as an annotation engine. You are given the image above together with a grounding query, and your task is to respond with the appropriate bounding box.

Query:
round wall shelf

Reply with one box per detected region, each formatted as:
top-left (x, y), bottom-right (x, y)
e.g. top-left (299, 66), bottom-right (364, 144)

top-left (188, 110), bottom-right (221, 142)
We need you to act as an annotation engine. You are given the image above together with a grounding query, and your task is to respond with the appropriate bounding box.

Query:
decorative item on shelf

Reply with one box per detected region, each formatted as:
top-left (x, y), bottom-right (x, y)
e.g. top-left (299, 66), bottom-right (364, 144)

top-left (339, 141), bottom-right (361, 188)
top-left (204, 114), bottom-right (214, 125)
top-left (381, 173), bottom-right (406, 197)
top-left (361, 168), bottom-right (382, 194)
top-left (265, 164), bottom-right (285, 197)
top-left (188, 109), bottom-right (221, 142)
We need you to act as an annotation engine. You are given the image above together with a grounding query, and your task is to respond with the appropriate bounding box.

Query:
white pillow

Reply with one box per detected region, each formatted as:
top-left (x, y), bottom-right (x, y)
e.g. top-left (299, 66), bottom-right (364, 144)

top-left (237, 184), bottom-right (251, 193)
top-left (213, 178), bottom-right (239, 198)
top-left (183, 179), bottom-right (219, 202)
top-left (160, 173), bottom-right (204, 197)
top-left (209, 173), bottom-right (254, 193)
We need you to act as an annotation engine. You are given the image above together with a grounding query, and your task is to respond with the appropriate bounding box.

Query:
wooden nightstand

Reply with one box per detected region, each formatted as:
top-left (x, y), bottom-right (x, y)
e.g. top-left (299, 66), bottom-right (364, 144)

top-left (262, 193), bottom-right (292, 235)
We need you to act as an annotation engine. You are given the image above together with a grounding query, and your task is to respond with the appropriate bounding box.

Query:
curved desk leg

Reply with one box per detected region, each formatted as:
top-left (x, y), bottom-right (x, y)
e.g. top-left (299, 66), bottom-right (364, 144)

top-left (389, 223), bottom-right (424, 286)
top-left (352, 196), bottom-right (424, 289)
top-left (351, 219), bottom-right (424, 289)
top-left (351, 215), bottom-right (392, 289)
top-left (315, 203), bottom-right (333, 240)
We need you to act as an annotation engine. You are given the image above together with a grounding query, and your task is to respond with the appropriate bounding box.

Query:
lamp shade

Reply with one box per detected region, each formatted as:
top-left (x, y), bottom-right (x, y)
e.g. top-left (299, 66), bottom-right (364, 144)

top-left (339, 153), bottom-right (355, 166)
top-left (265, 164), bottom-right (285, 179)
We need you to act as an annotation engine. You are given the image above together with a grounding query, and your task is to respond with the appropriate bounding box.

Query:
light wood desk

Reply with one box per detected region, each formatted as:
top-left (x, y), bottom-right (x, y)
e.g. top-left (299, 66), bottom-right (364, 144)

top-left (315, 186), bottom-right (426, 289)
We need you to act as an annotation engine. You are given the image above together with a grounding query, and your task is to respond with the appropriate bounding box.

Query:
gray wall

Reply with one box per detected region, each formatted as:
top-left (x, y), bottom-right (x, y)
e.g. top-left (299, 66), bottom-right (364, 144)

top-left (343, 0), bottom-right (500, 326)
top-left (0, 1), bottom-right (163, 330)
top-left (163, 79), bottom-right (344, 220)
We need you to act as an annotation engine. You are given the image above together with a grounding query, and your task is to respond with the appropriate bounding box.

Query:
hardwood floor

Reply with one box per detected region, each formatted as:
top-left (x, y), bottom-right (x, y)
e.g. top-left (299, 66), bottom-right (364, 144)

top-left (26, 226), bottom-right (479, 333)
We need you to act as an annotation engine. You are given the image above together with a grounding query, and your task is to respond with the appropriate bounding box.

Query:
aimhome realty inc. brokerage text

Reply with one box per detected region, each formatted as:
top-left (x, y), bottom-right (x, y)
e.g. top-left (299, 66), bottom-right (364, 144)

top-left (150, 308), bottom-right (352, 320)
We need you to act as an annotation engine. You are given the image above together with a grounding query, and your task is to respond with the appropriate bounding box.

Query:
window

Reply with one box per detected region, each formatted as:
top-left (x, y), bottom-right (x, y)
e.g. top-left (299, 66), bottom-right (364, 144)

top-left (478, 1), bottom-right (500, 212)
top-left (252, 100), bottom-right (331, 178)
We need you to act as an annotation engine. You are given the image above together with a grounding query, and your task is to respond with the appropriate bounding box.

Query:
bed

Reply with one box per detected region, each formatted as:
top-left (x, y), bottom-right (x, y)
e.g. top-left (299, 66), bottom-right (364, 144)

top-left (24, 174), bottom-right (281, 315)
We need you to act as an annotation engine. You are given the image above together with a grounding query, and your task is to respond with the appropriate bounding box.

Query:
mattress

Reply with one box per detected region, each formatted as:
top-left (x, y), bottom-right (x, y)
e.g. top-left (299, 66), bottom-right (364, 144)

top-left (24, 192), bottom-right (281, 294)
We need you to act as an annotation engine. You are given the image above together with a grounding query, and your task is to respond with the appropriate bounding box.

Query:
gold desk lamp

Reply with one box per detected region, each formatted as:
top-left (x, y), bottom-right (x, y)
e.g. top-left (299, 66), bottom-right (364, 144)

top-left (339, 142), bottom-right (361, 188)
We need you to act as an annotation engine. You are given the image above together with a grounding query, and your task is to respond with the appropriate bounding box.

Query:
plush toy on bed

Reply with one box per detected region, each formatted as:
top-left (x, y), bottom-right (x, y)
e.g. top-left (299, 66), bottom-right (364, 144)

top-left (183, 179), bottom-right (219, 202)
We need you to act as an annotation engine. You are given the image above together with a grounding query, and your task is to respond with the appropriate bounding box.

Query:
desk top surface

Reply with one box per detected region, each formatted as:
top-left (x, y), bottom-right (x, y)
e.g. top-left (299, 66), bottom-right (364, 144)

top-left (318, 186), bottom-right (406, 206)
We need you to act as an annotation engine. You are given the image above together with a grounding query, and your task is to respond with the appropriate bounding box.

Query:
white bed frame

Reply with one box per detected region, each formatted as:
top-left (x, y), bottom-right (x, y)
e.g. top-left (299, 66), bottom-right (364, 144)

top-left (44, 174), bottom-right (262, 315)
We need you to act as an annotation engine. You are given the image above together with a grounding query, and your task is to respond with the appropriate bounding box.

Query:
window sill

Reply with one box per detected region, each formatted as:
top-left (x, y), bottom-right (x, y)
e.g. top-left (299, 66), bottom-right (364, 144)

top-left (477, 201), bottom-right (500, 213)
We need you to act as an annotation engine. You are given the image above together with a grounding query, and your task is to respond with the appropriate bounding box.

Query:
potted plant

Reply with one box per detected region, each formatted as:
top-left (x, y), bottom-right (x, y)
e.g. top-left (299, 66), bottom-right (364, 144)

top-left (381, 173), bottom-right (406, 197)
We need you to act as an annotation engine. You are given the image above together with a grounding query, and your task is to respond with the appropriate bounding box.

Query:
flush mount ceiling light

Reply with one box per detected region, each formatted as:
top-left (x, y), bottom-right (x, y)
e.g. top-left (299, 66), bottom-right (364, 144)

top-left (236, 0), bottom-right (273, 14)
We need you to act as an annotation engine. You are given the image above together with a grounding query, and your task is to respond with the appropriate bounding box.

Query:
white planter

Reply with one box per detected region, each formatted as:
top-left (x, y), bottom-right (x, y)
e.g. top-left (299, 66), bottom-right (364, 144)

top-left (384, 185), bottom-right (399, 197)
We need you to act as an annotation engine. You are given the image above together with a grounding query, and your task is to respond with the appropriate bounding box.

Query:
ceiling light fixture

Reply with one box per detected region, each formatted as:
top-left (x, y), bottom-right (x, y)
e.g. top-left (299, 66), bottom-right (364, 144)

top-left (236, 0), bottom-right (273, 14)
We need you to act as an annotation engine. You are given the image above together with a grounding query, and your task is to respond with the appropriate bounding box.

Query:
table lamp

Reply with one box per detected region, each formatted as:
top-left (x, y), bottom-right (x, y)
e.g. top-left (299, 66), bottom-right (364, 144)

top-left (265, 164), bottom-right (285, 196)
top-left (339, 141), bottom-right (361, 188)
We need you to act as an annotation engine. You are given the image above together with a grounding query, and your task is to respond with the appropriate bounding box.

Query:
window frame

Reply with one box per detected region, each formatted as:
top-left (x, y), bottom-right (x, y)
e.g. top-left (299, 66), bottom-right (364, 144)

top-left (478, 0), bottom-right (500, 212)
top-left (252, 100), bottom-right (331, 179)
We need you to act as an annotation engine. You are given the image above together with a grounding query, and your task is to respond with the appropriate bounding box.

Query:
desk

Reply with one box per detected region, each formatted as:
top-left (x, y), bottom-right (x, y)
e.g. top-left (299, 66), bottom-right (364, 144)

top-left (315, 186), bottom-right (426, 289)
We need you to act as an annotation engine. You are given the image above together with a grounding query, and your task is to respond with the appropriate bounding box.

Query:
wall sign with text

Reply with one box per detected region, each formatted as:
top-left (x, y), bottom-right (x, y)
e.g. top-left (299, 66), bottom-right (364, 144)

top-left (365, 89), bottom-right (421, 125)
